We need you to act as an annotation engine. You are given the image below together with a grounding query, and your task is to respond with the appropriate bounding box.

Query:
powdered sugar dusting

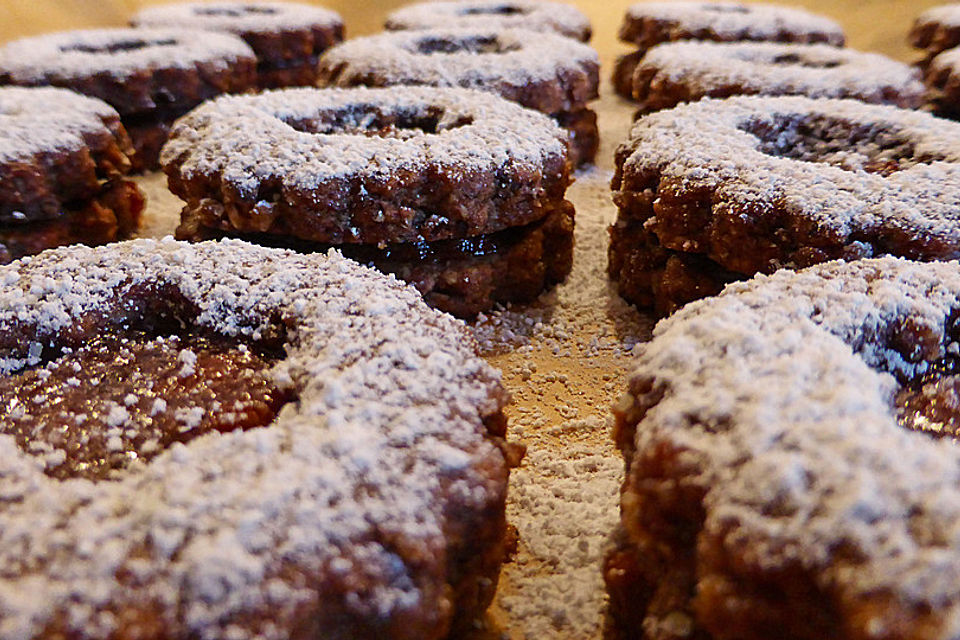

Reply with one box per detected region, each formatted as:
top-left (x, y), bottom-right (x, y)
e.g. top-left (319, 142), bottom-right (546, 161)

top-left (915, 4), bottom-right (960, 31)
top-left (132, 1), bottom-right (342, 33)
top-left (636, 41), bottom-right (924, 106)
top-left (0, 86), bottom-right (119, 163)
top-left (617, 95), bottom-right (960, 253)
top-left (622, 1), bottom-right (845, 43)
top-left (0, 27), bottom-right (254, 82)
top-left (162, 86), bottom-right (567, 196)
top-left (319, 27), bottom-right (598, 94)
top-left (134, 83), bottom-right (650, 640)
top-left (470, 90), bottom-right (651, 638)
top-left (0, 238), bottom-right (509, 639)
top-left (385, 0), bottom-right (591, 41)
top-left (618, 257), bottom-right (960, 621)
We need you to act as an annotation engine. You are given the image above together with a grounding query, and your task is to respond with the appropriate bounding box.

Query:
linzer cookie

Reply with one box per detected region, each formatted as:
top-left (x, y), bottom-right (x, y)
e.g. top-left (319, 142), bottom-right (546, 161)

top-left (132, 1), bottom-right (344, 88)
top-left (613, 1), bottom-right (845, 99)
top-left (385, 0), bottom-right (592, 42)
top-left (911, 4), bottom-right (960, 66)
top-left (0, 28), bottom-right (257, 170)
top-left (608, 257), bottom-right (960, 639)
top-left (610, 95), bottom-right (960, 315)
top-left (162, 86), bottom-right (574, 317)
top-left (317, 27), bottom-right (600, 166)
top-left (629, 41), bottom-right (924, 114)
top-left (0, 237), bottom-right (518, 639)
top-left (0, 86), bottom-right (143, 262)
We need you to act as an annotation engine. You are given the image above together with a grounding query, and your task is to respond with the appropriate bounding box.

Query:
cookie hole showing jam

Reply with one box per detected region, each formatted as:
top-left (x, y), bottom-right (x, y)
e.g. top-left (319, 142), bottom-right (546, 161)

top-left (414, 35), bottom-right (521, 55)
top-left (284, 106), bottom-right (474, 139)
top-left (769, 53), bottom-right (842, 69)
top-left (461, 5), bottom-right (526, 16)
top-left (702, 4), bottom-right (750, 13)
top-left (194, 5), bottom-right (279, 16)
top-left (743, 114), bottom-right (948, 176)
top-left (0, 283), bottom-right (292, 481)
top-left (897, 366), bottom-right (960, 439)
top-left (62, 39), bottom-right (178, 54)
top-left (893, 311), bottom-right (960, 439)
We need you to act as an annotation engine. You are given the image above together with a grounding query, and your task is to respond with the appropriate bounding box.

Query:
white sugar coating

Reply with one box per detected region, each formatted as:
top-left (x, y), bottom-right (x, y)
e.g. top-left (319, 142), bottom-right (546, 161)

top-left (915, 3), bottom-right (960, 31)
top-left (113, 86), bottom-right (650, 639)
top-left (636, 41), bottom-right (924, 104)
top-left (619, 257), bottom-right (960, 621)
top-left (132, 1), bottom-right (342, 33)
top-left (617, 95), bottom-right (960, 251)
top-left (0, 28), bottom-right (254, 82)
top-left (930, 45), bottom-right (960, 75)
top-left (623, 1), bottom-right (845, 41)
top-left (161, 85), bottom-right (567, 196)
top-left (0, 238), bottom-right (508, 639)
top-left (319, 27), bottom-right (598, 96)
top-left (385, 0), bottom-right (591, 41)
top-left (0, 86), bottom-right (119, 163)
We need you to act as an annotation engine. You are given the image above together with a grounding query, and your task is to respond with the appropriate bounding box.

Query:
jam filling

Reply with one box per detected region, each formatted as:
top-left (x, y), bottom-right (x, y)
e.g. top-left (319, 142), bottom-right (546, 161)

top-left (195, 5), bottom-right (279, 16)
top-left (745, 115), bottom-right (947, 176)
top-left (896, 365), bottom-right (960, 439)
top-left (461, 5), bottom-right (526, 16)
top-left (284, 106), bottom-right (473, 139)
top-left (702, 4), bottom-right (750, 13)
top-left (415, 35), bottom-right (521, 55)
top-left (63, 39), bottom-right (178, 54)
top-left (769, 53), bottom-right (842, 69)
top-left (0, 330), bottom-right (291, 481)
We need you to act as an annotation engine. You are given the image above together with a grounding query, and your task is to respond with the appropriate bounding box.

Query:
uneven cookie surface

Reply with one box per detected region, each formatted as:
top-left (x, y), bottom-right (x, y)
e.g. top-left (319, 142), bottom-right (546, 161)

top-left (132, 1), bottom-right (344, 88)
top-left (610, 95), bottom-right (960, 314)
top-left (608, 257), bottom-right (960, 640)
top-left (630, 41), bottom-right (924, 113)
top-left (911, 4), bottom-right (960, 65)
top-left (163, 86), bottom-right (570, 245)
top-left (0, 28), bottom-right (257, 169)
top-left (0, 239), bottom-right (514, 640)
top-left (0, 86), bottom-right (143, 260)
top-left (316, 27), bottom-right (599, 164)
top-left (612, 1), bottom-right (844, 98)
top-left (385, 0), bottom-right (592, 42)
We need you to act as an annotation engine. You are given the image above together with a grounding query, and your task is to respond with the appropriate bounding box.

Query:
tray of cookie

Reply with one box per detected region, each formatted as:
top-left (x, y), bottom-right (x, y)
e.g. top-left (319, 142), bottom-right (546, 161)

top-left (2, 1), bottom-right (959, 638)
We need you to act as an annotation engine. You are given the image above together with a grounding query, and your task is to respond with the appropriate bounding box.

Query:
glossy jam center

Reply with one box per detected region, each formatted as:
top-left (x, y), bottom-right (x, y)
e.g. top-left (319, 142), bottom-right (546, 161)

top-left (896, 370), bottom-right (960, 439)
top-left (0, 331), bottom-right (290, 481)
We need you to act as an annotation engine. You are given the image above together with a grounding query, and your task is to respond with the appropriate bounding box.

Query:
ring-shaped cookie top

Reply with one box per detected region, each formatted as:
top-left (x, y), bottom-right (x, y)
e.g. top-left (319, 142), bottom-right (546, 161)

top-left (131, 2), bottom-right (344, 67)
top-left (614, 257), bottom-right (960, 636)
top-left (161, 86), bottom-right (570, 245)
top-left (0, 86), bottom-right (134, 224)
top-left (614, 95), bottom-right (960, 273)
top-left (385, 0), bottom-right (592, 42)
top-left (0, 238), bottom-right (510, 639)
top-left (632, 41), bottom-right (925, 112)
top-left (317, 28), bottom-right (599, 115)
top-left (0, 28), bottom-right (256, 115)
top-left (619, 1), bottom-right (845, 49)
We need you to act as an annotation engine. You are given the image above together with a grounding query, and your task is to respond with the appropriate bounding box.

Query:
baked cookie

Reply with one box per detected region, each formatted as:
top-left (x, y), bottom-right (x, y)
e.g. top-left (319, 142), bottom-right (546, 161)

top-left (316, 27), bottom-right (600, 166)
top-left (162, 86), bottom-right (574, 317)
top-left (385, 0), bottom-right (591, 42)
top-left (629, 41), bottom-right (924, 115)
top-left (0, 86), bottom-right (143, 262)
top-left (132, 1), bottom-right (344, 88)
top-left (607, 257), bottom-right (960, 640)
top-left (610, 95), bottom-right (960, 315)
top-left (613, 1), bottom-right (845, 99)
top-left (0, 237), bottom-right (518, 639)
top-left (911, 3), bottom-right (960, 66)
top-left (0, 28), bottom-right (257, 170)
